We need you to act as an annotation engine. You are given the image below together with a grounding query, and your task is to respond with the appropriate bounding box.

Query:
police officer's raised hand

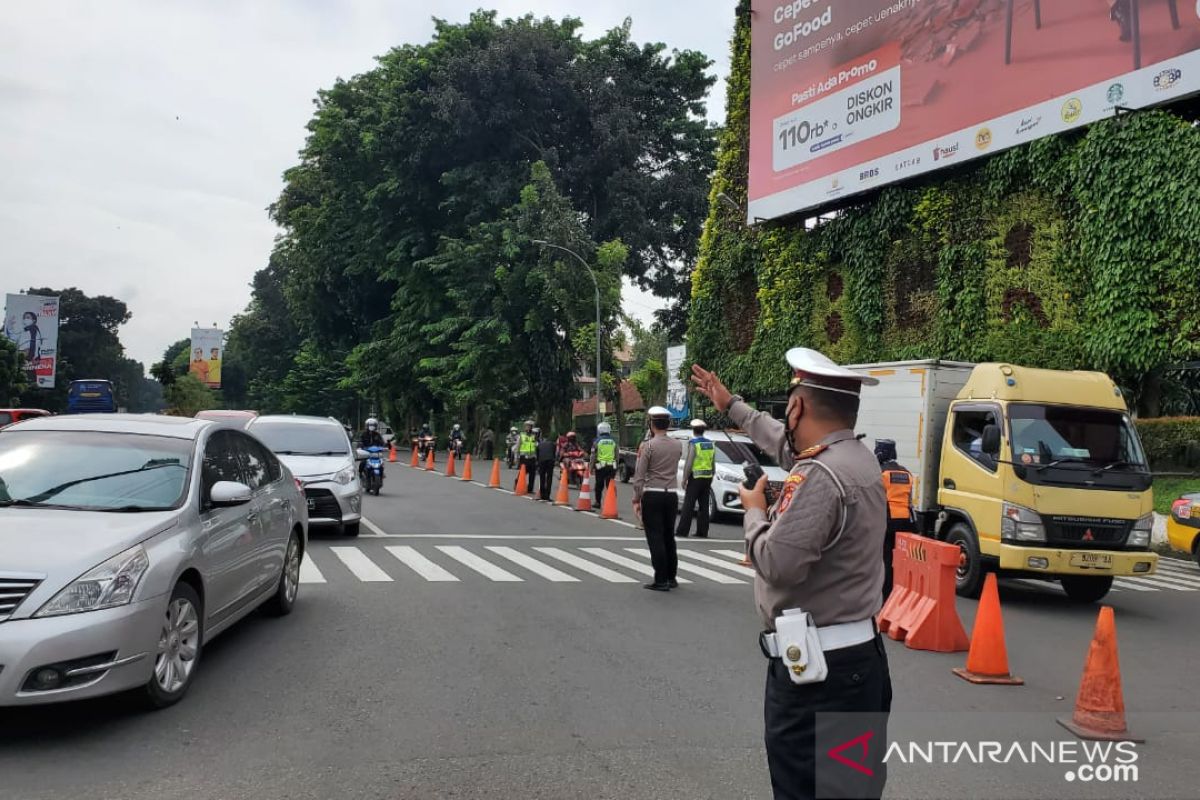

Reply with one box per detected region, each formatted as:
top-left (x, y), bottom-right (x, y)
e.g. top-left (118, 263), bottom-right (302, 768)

top-left (691, 364), bottom-right (733, 412)
top-left (740, 474), bottom-right (768, 513)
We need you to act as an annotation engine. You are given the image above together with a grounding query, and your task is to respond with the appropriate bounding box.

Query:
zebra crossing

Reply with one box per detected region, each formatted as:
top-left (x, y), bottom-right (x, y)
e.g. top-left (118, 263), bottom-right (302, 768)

top-left (299, 542), bottom-right (753, 587)
top-left (1005, 557), bottom-right (1200, 594)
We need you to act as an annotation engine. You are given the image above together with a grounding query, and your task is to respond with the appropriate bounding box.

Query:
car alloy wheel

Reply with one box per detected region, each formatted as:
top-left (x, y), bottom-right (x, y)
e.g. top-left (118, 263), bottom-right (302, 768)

top-left (284, 535), bottom-right (300, 605)
top-left (155, 596), bottom-right (200, 694)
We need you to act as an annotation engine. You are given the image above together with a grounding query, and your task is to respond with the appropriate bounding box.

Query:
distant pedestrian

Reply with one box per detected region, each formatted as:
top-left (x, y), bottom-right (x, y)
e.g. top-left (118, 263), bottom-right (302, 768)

top-left (591, 421), bottom-right (618, 513)
top-left (676, 419), bottom-right (715, 539)
top-left (536, 430), bottom-right (557, 501)
top-left (479, 426), bottom-right (495, 460)
top-left (874, 439), bottom-right (914, 602)
top-left (633, 406), bottom-right (682, 591)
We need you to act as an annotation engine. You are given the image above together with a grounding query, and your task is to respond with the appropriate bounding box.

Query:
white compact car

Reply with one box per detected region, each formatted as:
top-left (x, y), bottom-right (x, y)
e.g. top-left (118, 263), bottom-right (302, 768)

top-left (668, 430), bottom-right (788, 519)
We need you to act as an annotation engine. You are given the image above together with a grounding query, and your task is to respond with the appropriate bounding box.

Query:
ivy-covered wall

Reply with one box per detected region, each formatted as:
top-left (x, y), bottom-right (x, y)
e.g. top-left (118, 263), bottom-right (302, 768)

top-left (691, 1), bottom-right (1200, 413)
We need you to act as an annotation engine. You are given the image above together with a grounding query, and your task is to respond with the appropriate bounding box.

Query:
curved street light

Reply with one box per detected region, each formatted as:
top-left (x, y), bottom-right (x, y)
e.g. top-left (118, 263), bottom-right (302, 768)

top-left (531, 240), bottom-right (603, 425)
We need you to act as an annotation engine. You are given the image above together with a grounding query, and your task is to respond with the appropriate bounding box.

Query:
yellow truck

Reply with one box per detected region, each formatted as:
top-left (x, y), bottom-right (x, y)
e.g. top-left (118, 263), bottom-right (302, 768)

top-left (847, 360), bottom-right (1158, 602)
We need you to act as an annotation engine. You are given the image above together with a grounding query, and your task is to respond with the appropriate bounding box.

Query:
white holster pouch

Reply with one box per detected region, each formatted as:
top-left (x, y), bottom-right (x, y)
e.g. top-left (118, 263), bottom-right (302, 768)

top-left (760, 611), bottom-right (876, 685)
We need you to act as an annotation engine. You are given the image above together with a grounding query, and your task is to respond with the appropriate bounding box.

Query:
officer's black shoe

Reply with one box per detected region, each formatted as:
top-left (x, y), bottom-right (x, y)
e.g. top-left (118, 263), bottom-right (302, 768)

top-left (668, 579), bottom-right (679, 588)
top-left (643, 582), bottom-right (671, 592)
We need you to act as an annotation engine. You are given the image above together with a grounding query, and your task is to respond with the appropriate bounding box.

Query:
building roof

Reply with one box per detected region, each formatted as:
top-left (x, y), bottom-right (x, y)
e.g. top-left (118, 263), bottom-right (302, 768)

top-left (572, 380), bottom-right (645, 418)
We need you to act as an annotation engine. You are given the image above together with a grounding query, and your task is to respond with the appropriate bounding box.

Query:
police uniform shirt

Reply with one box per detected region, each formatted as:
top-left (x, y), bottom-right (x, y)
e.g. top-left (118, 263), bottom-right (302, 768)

top-left (632, 434), bottom-right (682, 501)
top-left (682, 436), bottom-right (714, 482)
top-left (729, 399), bottom-right (887, 629)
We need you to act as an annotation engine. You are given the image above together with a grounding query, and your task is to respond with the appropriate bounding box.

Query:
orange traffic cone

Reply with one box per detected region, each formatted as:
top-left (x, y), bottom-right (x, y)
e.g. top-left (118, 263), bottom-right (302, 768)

top-left (461, 453), bottom-right (473, 481)
top-left (554, 467), bottom-right (571, 506)
top-left (446, 452), bottom-right (456, 478)
top-left (1057, 607), bottom-right (1143, 742)
top-left (576, 470), bottom-right (593, 512)
top-left (515, 464), bottom-right (529, 496)
top-left (389, 443), bottom-right (397, 463)
top-left (410, 447), bottom-right (419, 468)
top-left (952, 573), bottom-right (1024, 685)
top-left (600, 479), bottom-right (619, 519)
top-left (425, 448), bottom-right (435, 471)
top-left (488, 458), bottom-right (502, 488)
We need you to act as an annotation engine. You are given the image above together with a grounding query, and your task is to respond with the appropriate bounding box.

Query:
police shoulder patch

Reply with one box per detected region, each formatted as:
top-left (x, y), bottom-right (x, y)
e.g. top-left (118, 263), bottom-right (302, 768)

top-left (774, 472), bottom-right (807, 515)
top-left (797, 444), bottom-right (828, 460)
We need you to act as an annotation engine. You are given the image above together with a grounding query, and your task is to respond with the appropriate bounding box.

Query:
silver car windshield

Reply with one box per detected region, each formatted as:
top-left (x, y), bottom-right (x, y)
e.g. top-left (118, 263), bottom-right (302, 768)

top-left (0, 430), bottom-right (191, 511)
top-left (250, 422), bottom-right (351, 457)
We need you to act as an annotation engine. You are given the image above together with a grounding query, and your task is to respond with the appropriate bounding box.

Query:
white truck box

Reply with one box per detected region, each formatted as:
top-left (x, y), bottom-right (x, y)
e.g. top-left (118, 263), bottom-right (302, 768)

top-left (845, 360), bottom-right (975, 513)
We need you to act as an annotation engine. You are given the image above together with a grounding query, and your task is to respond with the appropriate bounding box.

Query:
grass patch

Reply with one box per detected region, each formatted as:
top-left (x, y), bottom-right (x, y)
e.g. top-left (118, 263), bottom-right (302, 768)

top-left (1152, 476), bottom-right (1200, 515)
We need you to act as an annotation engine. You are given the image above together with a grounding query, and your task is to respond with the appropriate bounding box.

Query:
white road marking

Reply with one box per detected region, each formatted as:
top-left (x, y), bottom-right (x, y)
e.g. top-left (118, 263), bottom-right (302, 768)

top-left (437, 546), bottom-right (523, 582)
top-left (385, 545), bottom-right (460, 582)
top-left (625, 548), bottom-right (744, 584)
top-left (1154, 560), bottom-right (1200, 580)
top-left (533, 547), bottom-right (638, 583)
top-left (1117, 574), bottom-right (1197, 591)
top-left (485, 546), bottom-right (579, 582)
top-left (361, 517), bottom-right (388, 537)
top-left (580, 548), bottom-right (692, 583)
top-left (678, 549), bottom-right (758, 578)
top-left (299, 551), bottom-right (326, 584)
top-left (330, 547), bottom-right (393, 582)
top-left (1110, 578), bottom-right (1157, 592)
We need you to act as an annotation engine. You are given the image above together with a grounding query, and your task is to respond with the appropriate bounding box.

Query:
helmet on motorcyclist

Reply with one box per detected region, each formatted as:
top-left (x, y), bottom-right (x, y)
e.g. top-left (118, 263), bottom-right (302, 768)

top-left (366, 418), bottom-right (378, 431)
top-left (453, 424), bottom-right (461, 431)
top-left (596, 422), bottom-right (611, 435)
top-left (524, 420), bottom-right (534, 430)
top-left (510, 426), bottom-right (518, 433)
top-left (566, 431), bottom-right (577, 440)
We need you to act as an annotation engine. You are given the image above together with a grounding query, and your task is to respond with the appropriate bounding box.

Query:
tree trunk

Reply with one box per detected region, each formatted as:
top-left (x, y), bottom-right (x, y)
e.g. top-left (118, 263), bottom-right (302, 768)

top-left (1137, 369), bottom-right (1163, 418)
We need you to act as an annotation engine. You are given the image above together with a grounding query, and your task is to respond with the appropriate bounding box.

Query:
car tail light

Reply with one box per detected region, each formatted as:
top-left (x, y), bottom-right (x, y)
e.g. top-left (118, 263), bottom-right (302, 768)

top-left (1172, 498), bottom-right (1192, 520)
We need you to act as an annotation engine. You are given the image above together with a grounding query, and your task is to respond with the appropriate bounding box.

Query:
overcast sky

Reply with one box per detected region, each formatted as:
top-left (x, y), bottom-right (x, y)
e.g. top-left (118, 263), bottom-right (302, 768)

top-left (0, 1), bottom-right (734, 370)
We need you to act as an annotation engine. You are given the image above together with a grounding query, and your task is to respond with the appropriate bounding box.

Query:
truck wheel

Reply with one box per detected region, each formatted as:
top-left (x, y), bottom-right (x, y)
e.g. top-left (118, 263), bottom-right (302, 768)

top-left (946, 524), bottom-right (985, 599)
top-left (1060, 575), bottom-right (1113, 603)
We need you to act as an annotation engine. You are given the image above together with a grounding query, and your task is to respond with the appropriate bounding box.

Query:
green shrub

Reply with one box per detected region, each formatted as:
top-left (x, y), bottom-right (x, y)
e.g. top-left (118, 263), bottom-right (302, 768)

top-left (1135, 417), bottom-right (1200, 471)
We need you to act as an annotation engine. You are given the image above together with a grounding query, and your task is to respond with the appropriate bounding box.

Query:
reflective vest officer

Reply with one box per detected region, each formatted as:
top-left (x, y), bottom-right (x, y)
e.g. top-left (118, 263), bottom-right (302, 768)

top-left (874, 439), bottom-right (915, 602)
top-left (691, 348), bottom-right (892, 800)
top-left (676, 419), bottom-right (716, 539)
top-left (516, 420), bottom-right (538, 488)
top-left (591, 421), bottom-right (618, 513)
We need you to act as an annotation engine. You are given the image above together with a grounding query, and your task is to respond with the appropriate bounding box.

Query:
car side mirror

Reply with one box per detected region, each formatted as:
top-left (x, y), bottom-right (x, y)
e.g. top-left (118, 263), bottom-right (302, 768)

top-left (981, 424), bottom-right (1002, 456)
top-left (210, 481), bottom-right (252, 507)
top-left (356, 448), bottom-right (370, 461)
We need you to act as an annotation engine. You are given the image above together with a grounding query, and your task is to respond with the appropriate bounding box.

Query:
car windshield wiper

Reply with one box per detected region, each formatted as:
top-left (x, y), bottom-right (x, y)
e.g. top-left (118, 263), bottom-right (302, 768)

top-left (1034, 457), bottom-right (1092, 472)
top-left (1093, 459), bottom-right (1148, 475)
top-left (99, 505), bottom-right (174, 513)
top-left (23, 460), bottom-right (186, 503)
top-left (0, 498), bottom-right (71, 509)
top-left (294, 450), bottom-right (347, 456)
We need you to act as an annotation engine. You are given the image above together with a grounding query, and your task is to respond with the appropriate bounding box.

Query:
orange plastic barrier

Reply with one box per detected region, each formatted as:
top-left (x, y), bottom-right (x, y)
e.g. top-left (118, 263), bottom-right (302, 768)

top-left (600, 480), bottom-right (619, 519)
top-left (388, 443), bottom-right (397, 463)
top-left (575, 471), bottom-right (593, 512)
top-left (1057, 606), bottom-right (1142, 742)
top-left (424, 448), bottom-right (435, 471)
top-left (878, 532), bottom-right (969, 653)
top-left (554, 468), bottom-right (570, 506)
top-left (515, 464), bottom-right (529, 496)
top-left (410, 447), bottom-right (419, 468)
top-left (446, 453), bottom-right (456, 478)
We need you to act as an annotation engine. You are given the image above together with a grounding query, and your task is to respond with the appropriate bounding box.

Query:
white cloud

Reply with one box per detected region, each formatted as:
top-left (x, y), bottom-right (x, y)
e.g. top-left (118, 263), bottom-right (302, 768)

top-left (0, 1), bottom-right (733, 368)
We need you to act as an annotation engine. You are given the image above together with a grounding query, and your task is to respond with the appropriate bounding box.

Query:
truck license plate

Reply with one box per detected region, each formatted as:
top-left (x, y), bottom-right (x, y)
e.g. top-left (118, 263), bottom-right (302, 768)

top-left (1070, 552), bottom-right (1113, 569)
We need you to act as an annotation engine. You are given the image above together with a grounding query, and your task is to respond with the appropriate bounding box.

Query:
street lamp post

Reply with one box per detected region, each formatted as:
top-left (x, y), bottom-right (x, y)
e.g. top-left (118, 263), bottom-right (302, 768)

top-left (531, 240), bottom-right (602, 426)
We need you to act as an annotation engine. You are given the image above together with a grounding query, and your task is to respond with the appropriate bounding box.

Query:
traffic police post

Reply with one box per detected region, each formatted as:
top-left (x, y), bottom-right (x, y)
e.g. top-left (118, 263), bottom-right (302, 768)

top-left (691, 348), bottom-right (893, 800)
top-left (676, 419), bottom-right (715, 538)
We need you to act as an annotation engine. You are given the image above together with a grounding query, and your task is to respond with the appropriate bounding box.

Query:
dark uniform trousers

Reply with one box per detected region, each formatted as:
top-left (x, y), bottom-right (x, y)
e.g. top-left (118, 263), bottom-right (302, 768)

top-left (765, 634), bottom-right (893, 800)
top-left (640, 491), bottom-right (678, 584)
top-left (517, 456), bottom-right (537, 489)
top-left (676, 477), bottom-right (712, 538)
top-left (882, 520), bottom-right (911, 601)
top-left (594, 465), bottom-right (616, 509)
top-left (537, 460), bottom-right (555, 500)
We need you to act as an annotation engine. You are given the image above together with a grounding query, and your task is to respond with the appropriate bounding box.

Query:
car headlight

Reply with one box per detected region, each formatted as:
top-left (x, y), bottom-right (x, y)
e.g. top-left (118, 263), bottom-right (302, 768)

top-left (716, 469), bottom-right (741, 483)
top-left (1000, 502), bottom-right (1045, 543)
top-left (333, 465), bottom-right (357, 485)
top-left (36, 545), bottom-right (150, 617)
top-left (1127, 514), bottom-right (1154, 548)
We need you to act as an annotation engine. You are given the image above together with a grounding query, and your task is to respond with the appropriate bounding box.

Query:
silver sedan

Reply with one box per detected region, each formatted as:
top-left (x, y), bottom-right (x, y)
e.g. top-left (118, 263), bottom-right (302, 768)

top-left (0, 414), bottom-right (307, 708)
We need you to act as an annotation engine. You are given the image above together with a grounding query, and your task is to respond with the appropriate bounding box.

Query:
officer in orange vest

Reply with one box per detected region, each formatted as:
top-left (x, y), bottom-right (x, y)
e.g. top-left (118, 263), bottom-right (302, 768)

top-left (874, 439), bottom-right (914, 602)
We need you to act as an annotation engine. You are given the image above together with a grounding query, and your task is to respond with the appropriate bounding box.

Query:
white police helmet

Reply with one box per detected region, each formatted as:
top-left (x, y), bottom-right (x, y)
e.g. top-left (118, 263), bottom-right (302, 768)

top-left (690, 419), bottom-right (706, 430)
top-left (785, 347), bottom-right (879, 396)
top-left (647, 406), bottom-right (670, 417)
top-left (597, 422), bottom-right (612, 435)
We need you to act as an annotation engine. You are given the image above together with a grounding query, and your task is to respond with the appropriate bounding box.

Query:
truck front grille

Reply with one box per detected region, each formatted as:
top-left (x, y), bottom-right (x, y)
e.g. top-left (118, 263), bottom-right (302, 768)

top-left (1044, 516), bottom-right (1131, 548)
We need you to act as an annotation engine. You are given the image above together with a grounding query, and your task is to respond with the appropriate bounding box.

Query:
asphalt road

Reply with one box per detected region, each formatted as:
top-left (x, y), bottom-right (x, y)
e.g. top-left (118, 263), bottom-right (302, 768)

top-left (2, 460), bottom-right (1197, 800)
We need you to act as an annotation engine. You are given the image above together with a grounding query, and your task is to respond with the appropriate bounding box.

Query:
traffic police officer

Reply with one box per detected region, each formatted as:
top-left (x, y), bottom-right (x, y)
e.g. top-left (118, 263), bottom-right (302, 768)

top-left (875, 439), bottom-right (915, 602)
top-left (632, 406), bottom-right (682, 591)
top-left (516, 420), bottom-right (538, 489)
top-left (692, 348), bottom-right (892, 800)
top-left (676, 419), bottom-right (715, 539)
top-left (591, 421), bottom-right (618, 511)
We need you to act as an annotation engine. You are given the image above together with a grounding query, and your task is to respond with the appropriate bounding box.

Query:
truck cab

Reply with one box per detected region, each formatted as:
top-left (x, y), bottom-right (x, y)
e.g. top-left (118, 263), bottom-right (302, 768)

top-left (850, 360), bottom-right (1157, 603)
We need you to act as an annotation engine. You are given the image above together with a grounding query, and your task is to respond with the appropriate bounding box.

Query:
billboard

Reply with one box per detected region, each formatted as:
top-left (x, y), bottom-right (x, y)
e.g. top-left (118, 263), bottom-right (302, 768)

top-left (4, 293), bottom-right (60, 388)
top-left (666, 345), bottom-right (690, 422)
top-left (749, 0), bottom-right (1200, 221)
top-left (189, 327), bottom-right (224, 389)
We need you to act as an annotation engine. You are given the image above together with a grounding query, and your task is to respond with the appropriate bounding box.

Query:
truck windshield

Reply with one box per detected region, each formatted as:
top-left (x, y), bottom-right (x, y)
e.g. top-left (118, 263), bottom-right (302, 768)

top-left (1008, 404), bottom-right (1150, 491)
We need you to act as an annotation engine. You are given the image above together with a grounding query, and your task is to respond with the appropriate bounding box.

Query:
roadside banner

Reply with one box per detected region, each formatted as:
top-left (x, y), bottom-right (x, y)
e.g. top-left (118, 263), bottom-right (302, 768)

top-left (4, 293), bottom-right (60, 388)
top-left (666, 344), bottom-right (689, 422)
top-left (189, 327), bottom-right (224, 389)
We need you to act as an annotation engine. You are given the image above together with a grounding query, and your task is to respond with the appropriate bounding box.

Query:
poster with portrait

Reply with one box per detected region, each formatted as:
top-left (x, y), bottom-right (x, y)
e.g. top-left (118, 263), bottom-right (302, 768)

top-left (189, 327), bottom-right (224, 389)
top-left (666, 345), bottom-right (689, 422)
top-left (4, 293), bottom-right (60, 388)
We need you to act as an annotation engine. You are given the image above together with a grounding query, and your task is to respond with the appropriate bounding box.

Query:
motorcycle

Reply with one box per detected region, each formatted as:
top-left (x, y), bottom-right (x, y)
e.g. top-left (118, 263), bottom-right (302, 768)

top-left (362, 445), bottom-right (386, 495)
top-left (562, 451), bottom-right (588, 487)
top-left (506, 438), bottom-right (518, 469)
top-left (448, 438), bottom-right (465, 458)
top-left (417, 434), bottom-right (435, 458)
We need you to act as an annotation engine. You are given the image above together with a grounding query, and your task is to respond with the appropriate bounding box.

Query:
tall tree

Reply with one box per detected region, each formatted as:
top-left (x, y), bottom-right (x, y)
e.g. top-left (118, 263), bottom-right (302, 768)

top-left (0, 338), bottom-right (27, 406)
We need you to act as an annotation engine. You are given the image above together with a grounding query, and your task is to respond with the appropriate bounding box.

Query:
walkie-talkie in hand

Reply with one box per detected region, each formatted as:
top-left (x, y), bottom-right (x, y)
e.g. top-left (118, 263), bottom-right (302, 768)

top-left (742, 462), bottom-right (776, 506)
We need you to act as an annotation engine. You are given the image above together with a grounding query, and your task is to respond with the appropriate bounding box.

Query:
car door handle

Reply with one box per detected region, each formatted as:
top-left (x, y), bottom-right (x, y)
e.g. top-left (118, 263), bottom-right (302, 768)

top-left (943, 479), bottom-right (956, 490)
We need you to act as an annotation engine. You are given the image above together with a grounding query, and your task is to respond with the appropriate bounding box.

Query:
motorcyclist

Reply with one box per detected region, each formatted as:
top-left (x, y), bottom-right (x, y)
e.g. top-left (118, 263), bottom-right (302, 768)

top-left (560, 431), bottom-right (585, 463)
top-left (449, 423), bottom-right (465, 456)
top-left (505, 426), bottom-right (519, 467)
top-left (359, 418), bottom-right (386, 479)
